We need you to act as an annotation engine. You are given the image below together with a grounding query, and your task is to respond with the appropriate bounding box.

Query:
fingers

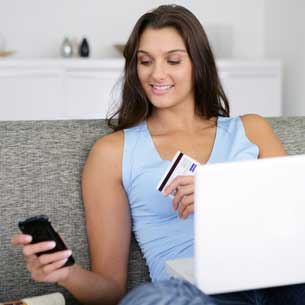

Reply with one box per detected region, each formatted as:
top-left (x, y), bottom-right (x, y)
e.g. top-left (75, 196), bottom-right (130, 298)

top-left (163, 176), bottom-right (195, 219)
top-left (177, 195), bottom-right (194, 219)
top-left (172, 184), bottom-right (194, 210)
top-left (26, 249), bottom-right (72, 282)
top-left (11, 234), bottom-right (32, 246)
top-left (23, 241), bottom-right (56, 257)
top-left (11, 233), bottom-right (72, 284)
top-left (39, 258), bottom-right (69, 275)
top-left (31, 258), bottom-right (71, 282)
top-left (23, 241), bottom-right (57, 274)
top-left (163, 176), bottom-right (194, 197)
top-left (38, 250), bottom-right (72, 265)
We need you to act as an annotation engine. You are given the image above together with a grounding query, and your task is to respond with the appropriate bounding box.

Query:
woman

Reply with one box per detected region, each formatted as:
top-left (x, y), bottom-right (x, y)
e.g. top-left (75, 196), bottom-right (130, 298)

top-left (12, 4), bottom-right (303, 305)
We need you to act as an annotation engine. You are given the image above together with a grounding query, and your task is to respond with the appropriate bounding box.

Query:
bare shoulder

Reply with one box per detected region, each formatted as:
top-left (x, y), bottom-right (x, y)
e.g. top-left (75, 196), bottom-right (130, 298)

top-left (240, 114), bottom-right (287, 158)
top-left (92, 130), bottom-right (124, 157)
top-left (240, 114), bottom-right (272, 137)
top-left (83, 130), bottom-right (124, 183)
top-left (88, 130), bottom-right (123, 166)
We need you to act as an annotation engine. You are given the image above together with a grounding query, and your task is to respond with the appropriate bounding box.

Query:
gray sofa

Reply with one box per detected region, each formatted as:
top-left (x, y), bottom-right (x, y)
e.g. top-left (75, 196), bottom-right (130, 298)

top-left (0, 117), bottom-right (304, 304)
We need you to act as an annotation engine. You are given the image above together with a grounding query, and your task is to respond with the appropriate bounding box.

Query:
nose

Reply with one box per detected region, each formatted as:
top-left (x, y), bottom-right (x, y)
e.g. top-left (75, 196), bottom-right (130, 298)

top-left (151, 62), bottom-right (166, 81)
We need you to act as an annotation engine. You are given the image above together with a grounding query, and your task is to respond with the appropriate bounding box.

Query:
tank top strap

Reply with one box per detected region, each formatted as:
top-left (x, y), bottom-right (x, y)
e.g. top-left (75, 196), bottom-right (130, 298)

top-left (122, 122), bottom-right (150, 194)
top-left (209, 116), bottom-right (259, 163)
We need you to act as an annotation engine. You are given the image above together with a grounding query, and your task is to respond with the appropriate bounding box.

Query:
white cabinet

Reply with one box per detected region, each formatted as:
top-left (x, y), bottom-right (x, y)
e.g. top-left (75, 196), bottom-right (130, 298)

top-left (0, 59), bottom-right (281, 120)
top-left (0, 59), bottom-right (124, 120)
top-left (64, 70), bottom-right (121, 119)
top-left (218, 61), bottom-right (282, 117)
top-left (0, 68), bottom-right (65, 120)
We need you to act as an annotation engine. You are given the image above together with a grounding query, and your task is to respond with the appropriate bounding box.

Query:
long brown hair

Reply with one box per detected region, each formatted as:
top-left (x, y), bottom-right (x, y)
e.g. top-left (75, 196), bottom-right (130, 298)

top-left (108, 4), bottom-right (230, 131)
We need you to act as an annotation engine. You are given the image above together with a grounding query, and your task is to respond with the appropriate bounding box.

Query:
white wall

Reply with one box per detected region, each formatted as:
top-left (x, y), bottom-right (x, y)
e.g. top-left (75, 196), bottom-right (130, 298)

top-left (0, 0), bottom-right (264, 59)
top-left (264, 0), bottom-right (305, 116)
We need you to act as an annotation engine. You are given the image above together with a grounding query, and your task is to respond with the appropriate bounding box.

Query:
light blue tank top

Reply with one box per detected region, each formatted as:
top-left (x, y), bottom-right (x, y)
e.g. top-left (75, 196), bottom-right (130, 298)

top-left (122, 116), bottom-right (259, 282)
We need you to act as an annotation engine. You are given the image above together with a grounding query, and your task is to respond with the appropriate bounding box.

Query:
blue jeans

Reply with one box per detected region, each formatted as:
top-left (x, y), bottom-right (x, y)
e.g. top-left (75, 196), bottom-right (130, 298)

top-left (119, 279), bottom-right (305, 305)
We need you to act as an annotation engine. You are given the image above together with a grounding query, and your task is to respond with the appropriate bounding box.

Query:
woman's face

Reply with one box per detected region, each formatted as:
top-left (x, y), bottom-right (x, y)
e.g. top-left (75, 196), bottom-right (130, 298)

top-left (137, 27), bottom-right (194, 110)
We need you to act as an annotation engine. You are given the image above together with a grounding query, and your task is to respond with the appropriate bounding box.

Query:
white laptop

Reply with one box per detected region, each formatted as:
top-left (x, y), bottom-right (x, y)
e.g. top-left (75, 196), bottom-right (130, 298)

top-left (166, 154), bottom-right (305, 294)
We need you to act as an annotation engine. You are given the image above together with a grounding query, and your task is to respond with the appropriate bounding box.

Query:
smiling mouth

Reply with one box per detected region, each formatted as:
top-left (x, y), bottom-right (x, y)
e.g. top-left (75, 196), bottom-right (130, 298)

top-left (150, 84), bottom-right (174, 91)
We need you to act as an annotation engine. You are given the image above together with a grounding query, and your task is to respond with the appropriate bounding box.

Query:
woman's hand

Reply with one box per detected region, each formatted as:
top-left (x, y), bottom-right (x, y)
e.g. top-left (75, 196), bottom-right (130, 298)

top-left (163, 176), bottom-right (194, 219)
top-left (11, 233), bottom-right (74, 283)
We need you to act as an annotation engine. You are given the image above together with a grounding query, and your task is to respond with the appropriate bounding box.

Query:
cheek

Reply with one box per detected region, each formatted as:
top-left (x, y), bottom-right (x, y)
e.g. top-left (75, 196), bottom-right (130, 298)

top-left (137, 66), bottom-right (148, 85)
top-left (175, 70), bottom-right (193, 87)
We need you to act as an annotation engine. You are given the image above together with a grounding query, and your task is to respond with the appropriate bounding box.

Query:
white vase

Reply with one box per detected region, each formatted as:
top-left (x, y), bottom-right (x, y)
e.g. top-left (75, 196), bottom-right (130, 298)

top-left (60, 37), bottom-right (73, 58)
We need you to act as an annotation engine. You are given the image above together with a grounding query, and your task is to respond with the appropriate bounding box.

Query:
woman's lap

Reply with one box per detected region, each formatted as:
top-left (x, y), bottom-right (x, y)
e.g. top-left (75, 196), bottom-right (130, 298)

top-left (119, 279), bottom-right (305, 305)
top-left (119, 279), bottom-right (215, 305)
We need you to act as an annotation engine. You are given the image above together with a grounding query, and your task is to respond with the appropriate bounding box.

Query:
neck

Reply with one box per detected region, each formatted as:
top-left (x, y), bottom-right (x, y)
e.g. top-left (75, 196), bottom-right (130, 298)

top-left (147, 110), bottom-right (214, 135)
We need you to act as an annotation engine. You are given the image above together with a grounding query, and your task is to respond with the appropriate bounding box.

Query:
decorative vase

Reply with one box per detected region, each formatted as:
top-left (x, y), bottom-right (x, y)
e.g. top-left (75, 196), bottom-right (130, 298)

top-left (79, 38), bottom-right (90, 57)
top-left (60, 37), bottom-right (73, 58)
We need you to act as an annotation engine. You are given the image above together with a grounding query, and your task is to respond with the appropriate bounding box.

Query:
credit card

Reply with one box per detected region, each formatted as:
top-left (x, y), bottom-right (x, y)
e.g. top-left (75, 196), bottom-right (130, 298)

top-left (156, 151), bottom-right (201, 199)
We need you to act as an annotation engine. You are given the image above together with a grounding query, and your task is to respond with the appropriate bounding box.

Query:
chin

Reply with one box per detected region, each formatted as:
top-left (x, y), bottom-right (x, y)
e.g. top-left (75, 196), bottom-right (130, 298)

top-left (151, 103), bottom-right (177, 110)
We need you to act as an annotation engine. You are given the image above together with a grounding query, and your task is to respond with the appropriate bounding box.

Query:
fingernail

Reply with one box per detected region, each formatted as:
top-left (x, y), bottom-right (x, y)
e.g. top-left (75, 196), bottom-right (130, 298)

top-left (48, 241), bottom-right (56, 248)
top-left (25, 235), bottom-right (32, 242)
top-left (65, 250), bottom-right (72, 257)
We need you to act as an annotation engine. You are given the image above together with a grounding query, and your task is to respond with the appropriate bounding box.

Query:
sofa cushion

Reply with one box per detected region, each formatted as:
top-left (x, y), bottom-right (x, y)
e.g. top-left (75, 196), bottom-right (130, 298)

top-left (266, 117), bottom-right (305, 155)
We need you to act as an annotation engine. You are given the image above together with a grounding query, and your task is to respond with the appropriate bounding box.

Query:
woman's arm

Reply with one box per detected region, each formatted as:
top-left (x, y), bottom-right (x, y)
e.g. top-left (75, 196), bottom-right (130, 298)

top-left (241, 114), bottom-right (287, 158)
top-left (12, 131), bottom-right (130, 305)
top-left (71, 131), bottom-right (131, 304)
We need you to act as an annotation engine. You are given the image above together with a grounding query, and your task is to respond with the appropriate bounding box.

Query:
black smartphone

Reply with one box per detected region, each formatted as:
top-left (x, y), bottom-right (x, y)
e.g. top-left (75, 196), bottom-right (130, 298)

top-left (18, 215), bottom-right (75, 267)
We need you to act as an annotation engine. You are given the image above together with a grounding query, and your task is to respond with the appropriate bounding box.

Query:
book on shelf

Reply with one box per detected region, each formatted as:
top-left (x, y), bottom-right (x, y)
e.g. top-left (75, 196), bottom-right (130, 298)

top-left (0, 292), bottom-right (65, 305)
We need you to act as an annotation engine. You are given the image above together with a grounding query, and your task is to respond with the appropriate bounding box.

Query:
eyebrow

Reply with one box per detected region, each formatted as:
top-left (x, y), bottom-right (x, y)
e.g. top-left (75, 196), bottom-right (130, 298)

top-left (137, 49), bottom-right (187, 55)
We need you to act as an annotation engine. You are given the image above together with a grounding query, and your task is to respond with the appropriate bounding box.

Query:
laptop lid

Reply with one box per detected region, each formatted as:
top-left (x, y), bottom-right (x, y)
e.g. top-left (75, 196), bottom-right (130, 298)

top-left (194, 154), bottom-right (305, 294)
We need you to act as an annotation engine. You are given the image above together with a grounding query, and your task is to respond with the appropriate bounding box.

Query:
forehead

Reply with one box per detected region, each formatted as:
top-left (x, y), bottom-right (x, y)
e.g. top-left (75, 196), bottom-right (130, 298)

top-left (138, 27), bottom-right (186, 52)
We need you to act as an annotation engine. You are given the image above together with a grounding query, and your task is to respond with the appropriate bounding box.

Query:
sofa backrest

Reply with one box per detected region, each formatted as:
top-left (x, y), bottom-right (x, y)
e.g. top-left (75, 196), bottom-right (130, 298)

top-left (0, 120), bottom-right (150, 305)
top-left (0, 117), bottom-right (304, 304)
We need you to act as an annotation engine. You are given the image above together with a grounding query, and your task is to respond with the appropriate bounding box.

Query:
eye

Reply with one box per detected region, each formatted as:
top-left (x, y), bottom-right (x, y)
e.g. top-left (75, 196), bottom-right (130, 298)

top-left (139, 60), bottom-right (152, 66)
top-left (138, 56), bottom-right (152, 66)
top-left (168, 60), bottom-right (181, 65)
